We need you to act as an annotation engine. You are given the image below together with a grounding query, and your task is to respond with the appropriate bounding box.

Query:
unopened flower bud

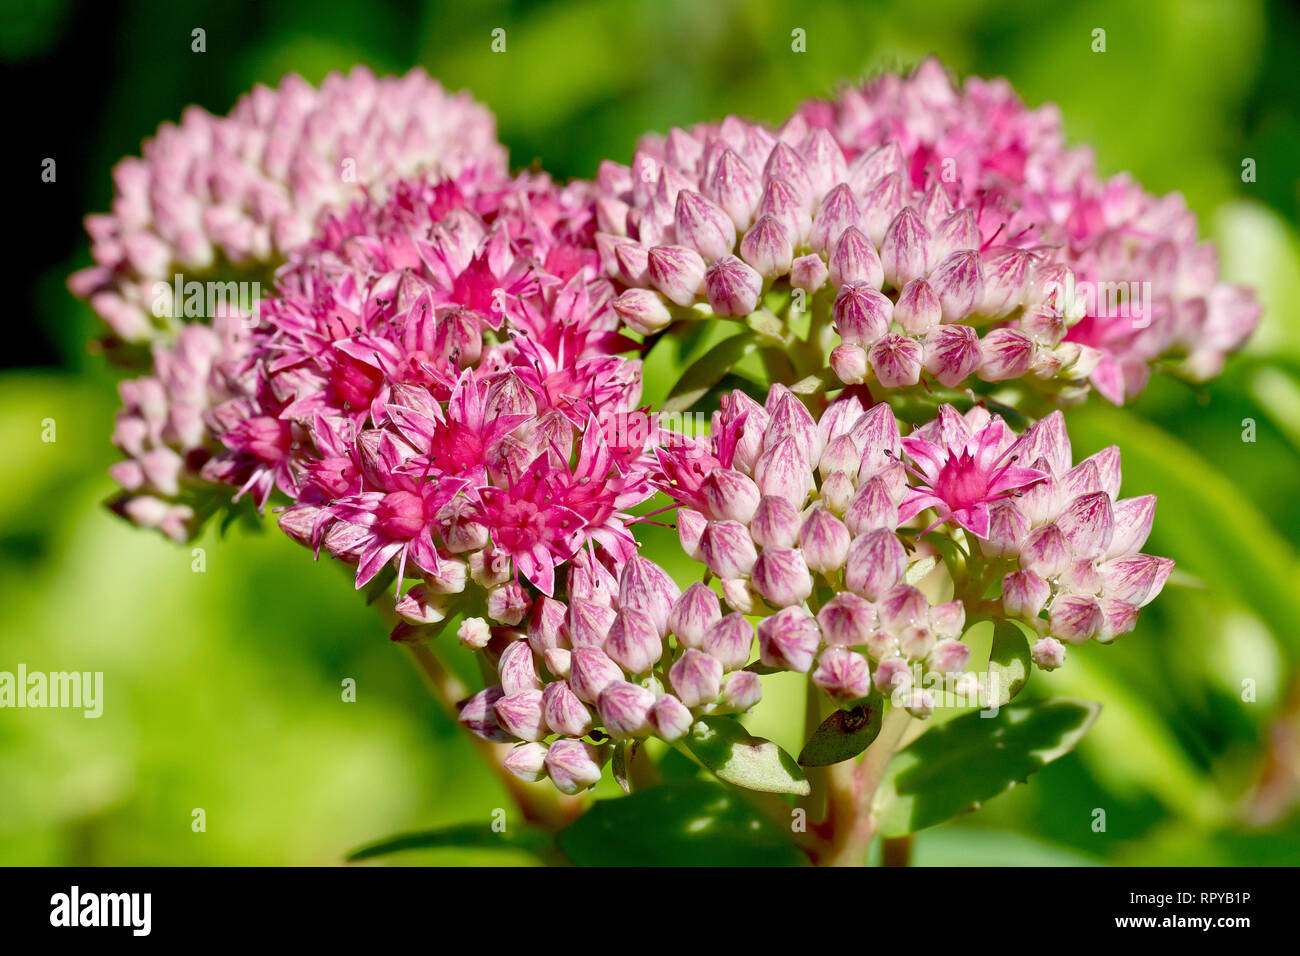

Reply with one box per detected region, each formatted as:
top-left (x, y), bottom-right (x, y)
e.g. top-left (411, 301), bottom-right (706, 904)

top-left (459, 686), bottom-right (513, 742)
top-left (458, 616), bottom-right (491, 650)
top-left (527, 596), bottom-right (568, 652)
top-left (812, 647), bottom-right (873, 701)
top-left (619, 555), bottom-right (681, 637)
top-left (543, 681), bottom-right (593, 737)
top-left (499, 639), bottom-right (543, 695)
top-left (872, 658), bottom-right (912, 694)
top-left (757, 606), bottom-right (822, 672)
top-left (845, 529), bottom-right (907, 600)
top-left (753, 437), bottom-right (813, 507)
top-left (668, 582), bottom-right (722, 649)
top-left (702, 612), bottom-right (756, 670)
top-left (752, 547), bottom-right (814, 607)
top-left (1049, 594), bottom-right (1104, 644)
top-left (503, 742), bottom-right (549, 782)
top-left (817, 592), bottom-right (877, 647)
top-left (1021, 524), bottom-right (1072, 579)
top-left (597, 680), bottom-right (657, 739)
top-left (394, 584), bottom-right (451, 625)
top-left (614, 288), bottom-right (673, 335)
top-left (605, 608), bottom-right (664, 674)
top-left (545, 739), bottom-right (605, 794)
top-left (544, 647), bottom-right (572, 679)
top-left (649, 694), bottom-right (694, 741)
top-left (675, 190), bottom-right (736, 263)
top-left (790, 253), bottom-right (829, 292)
top-left (670, 648), bottom-right (724, 707)
top-left (820, 471), bottom-right (856, 514)
top-left (928, 638), bottom-right (970, 675)
top-left (648, 244), bottom-right (707, 306)
top-left (701, 468), bottom-right (761, 523)
top-left (1031, 636), bottom-right (1067, 671)
top-left (894, 278), bottom-right (942, 335)
top-left (800, 507), bottom-right (851, 573)
top-left (739, 216), bottom-right (794, 277)
top-left (978, 328), bottom-right (1036, 382)
top-left (721, 577), bottom-right (758, 614)
top-left (705, 255), bottom-right (763, 315)
top-left (714, 669), bottom-right (763, 712)
top-left (870, 333), bottom-right (923, 387)
top-left (903, 688), bottom-right (935, 718)
top-left (569, 646), bottom-right (625, 703)
top-left (700, 520), bottom-right (759, 578)
top-left (830, 343), bottom-right (869, 384)
top-left (834, 283), bottom-right (892, 346)
top-left (1002, 569), bottom-right (1050, 619)
top-left (677, 507), bottom-right (708, 559)
top-left (750, 495), bottom-right (801, 549)
top-left (494, 689), bottom-right (547, 741)
top-left (880, 207), bottom-right (931, 287)
top-left (487, 581), bottom-right (531, 625)
top-left (923, 324), bottom-right (982, 387)
top-left (828, 226), bottom-right (883, 288)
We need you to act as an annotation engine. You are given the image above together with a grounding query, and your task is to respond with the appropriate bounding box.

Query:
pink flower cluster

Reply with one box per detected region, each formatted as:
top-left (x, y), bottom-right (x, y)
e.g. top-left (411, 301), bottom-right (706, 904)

top-left (69, 67), bottom-right (505, 346)
top-left (796, 58), bottom-right (1260, 402)
top-left (210, 167), bottom-right (652, 600)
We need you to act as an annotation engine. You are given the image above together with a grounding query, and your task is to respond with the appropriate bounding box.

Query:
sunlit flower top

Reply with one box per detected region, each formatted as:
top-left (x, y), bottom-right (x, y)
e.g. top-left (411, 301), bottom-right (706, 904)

top-left (68, 66), bottom-right (506, 347)
top-left (795, 58), bottom-right (1261, 402)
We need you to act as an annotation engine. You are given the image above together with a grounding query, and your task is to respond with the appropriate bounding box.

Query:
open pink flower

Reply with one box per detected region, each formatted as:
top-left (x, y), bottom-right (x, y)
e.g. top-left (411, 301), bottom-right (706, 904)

top-left (897, 406), bottom-right (1048, 537)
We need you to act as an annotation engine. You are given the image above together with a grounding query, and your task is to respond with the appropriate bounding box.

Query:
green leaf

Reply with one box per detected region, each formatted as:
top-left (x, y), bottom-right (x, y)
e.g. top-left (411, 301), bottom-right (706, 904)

top-left (611, 740), bottom-right (634, 794)
top-left (681, 715), bottom-right (811, 795)
top-left (662, 332), bottom-right (759, 413)
top-left (872, 698), bottom-right (1100, 837)
top-left (557, 780), bottom-right (807, 866)
top-left (798, 689), bottom-right (883, 767)
top-left (987, 619), bottom-right (1032, 706)
top-left (347, 822), bottom-right (555, 863)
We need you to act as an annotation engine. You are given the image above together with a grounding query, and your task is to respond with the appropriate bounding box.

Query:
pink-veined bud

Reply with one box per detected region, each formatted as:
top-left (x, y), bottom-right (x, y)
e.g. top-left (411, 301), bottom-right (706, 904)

top-left (748, 497), bottom-right (799, 551)
top-left (800, 507), bottom-right (851, 573)
top-left (928, 638), bottom-right (970, 675)
top-left (701, 468), bottom-right (761, 523)
top-left (1020, 524), bottom-right (1072, 578)
top-left (1049, 594), bottom-right (1105, 644)
top-left (903, 688), bottom-right (936, 718)
top-left (542, 681), bottom-right (592, 737)
top-left (818, 434), bottom-right (861, 479)
top-left (675, 189), bottom-right (736, 263)
top-left (722, 577), bottom-right (758, 614)
top-left (499, 639), bottom-right (543, 696)
top-left (605, 608), bottom-right (664, 674)
top-left (1097, 598), bottom-right (1139, 644)
top-left (677, 507), bottom-right (708, 559)
top-left (1098, 554), bottom-right (1175, 607)
top-left (714, 669), bottom-right (763, 713)
top-left (700, 519), bottom-right (759, 579)
top-left (394, 584), bottom-right (451, 625)
top-left (830, 343), bottom-right (869, 384)
top-left (801, 127), bottom-right (848, 195)
top-left (833, 282), bottom-right (892, 346)
top-left (614, 288), bottom-right (673, 335)
top-left (980, 247), bottom-right (1033, 317)
top-left (846, 142), bottom-right (904, 195)
top-left (812, 647), bottom-right (873, 701)
top-left (544, 647), bottom-right (571, 679)
top-left (670, 648), bottom-right (724, 708)
top-left (753, 437), bottom-right (813, 507)
top-left (757, 606), bottom-right (822, 672)
top-left (702, 612), bottom-right (755, 671)
top-left (567, 598), bottom-right (617, 649)
top-left (1107, 495), bottom-right (1156, 558)
top-left (669, 582), bottom-right (722, 649)
top-left (828, 225), bottom-right (883, 289)
top-left (649, 694), bottom-right (695, 741)
top-left (620, 555), bottom-right (681, 638)
top-left (870, 333), bottom-right (923, 387)
top-left (527, 596), bottom-right (568, 653)
top-left (880, 206), bottom-right (931, 288)
top-left (705, 255), bottom-right (763, 315)
top-left (929, 250), bottom-right (984, 322)
top-left (817, 592), bottom-right (877, 647)
top-left (648, 244), bottom-right (707, 305)
top-left (485, 580), bottom-right (531, 626)
top-left (765, 390), bottom-right (821, 462)
top-left (756, 177), bottom-right (811, 243)
top-left (790, 253), bottom-right (829, 292)
top-left (503, 742), bottom-right (549, 783)
top-left (844, 475), bottom-right (899, 534)
top-left (458, 616), bottom-right (491, 650)
top-left (545, 739), bottom-right (605, 794)
top-left (597, 680), bottom-right (657, 739)
top-left (894, 278), bottom-right (941, 335)
top-left (820, 470), bottom-right (856, 515)
top-left (978, 328), bottom-right (1036, 382)
top-left (569, 646), bottom-right (625, 704)
top-left (752, 547), bottom-right (814, 608)
top-left (459, 686), bottom-right (513, 742)
top-left (706, 149), bottom-right (762, 229)
top-left (739, 215), bottom-right (794, 277)
top-left (1056, 491), bottom-right (1115, 560)
top-left (494, 689), bottom-right (547, 741)
top-left (1030, 636), bottom-right (1066, 671)
top-left (983, 500), bottom-right (1030, 557)
top-left (931, 209), bottom-right (980, 262)
top-left (861, 172), bottom-right (905, 245)
top-left (873, 657), bottom-right (912, 694)
top-left (878, 584), bottom-right (929, 633)
top-left (1002, 569), bottom-right (1050, 619)
top-left (845, 529), bottom-right (907, 600)
top-left (923, 324), bottom-right (982, 387)
top-left (809, 184), bottom-right (863, 255)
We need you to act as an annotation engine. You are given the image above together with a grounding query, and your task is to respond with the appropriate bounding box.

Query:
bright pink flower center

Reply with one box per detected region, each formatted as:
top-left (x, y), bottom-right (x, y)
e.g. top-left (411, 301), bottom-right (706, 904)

top-left (242, 416), bottom-right (292, 463)
top-left (931, 449), bottom-right (992, 512)
top-left (376, 490), bottom-right (426, 539)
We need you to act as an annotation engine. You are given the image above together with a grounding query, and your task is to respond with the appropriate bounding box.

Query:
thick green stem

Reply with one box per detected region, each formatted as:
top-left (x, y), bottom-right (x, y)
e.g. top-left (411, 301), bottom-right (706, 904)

top-left (813, 706), bottom-right (912, 866)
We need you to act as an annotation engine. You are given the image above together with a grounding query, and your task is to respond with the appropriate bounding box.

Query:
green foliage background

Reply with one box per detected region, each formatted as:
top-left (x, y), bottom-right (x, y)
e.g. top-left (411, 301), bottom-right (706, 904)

top-left (3, 0), bottom-right (1299, 865)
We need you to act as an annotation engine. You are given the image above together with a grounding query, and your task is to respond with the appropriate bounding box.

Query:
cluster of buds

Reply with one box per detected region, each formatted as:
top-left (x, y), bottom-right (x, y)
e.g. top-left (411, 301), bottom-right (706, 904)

top-left (653, 384), bottom-right (1172, 712)
top-left (595, 112), bottom-right (1096, 399)
top-left (455, 552), bottom-right (763, 793)
top-left (795, 58), bottom-right (1260, 402)
top-left (68, 67), bottom-right (506, 347)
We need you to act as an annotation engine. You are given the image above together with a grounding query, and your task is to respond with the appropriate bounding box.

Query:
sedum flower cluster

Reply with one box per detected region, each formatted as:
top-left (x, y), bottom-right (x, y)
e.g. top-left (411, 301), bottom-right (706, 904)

top-left (70, 61), bottom-right (1249, 798)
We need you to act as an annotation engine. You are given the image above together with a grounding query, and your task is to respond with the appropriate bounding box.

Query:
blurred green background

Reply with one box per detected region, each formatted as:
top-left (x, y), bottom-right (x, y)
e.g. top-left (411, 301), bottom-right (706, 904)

top-left (4, 0), bottom-right (1300, 865)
